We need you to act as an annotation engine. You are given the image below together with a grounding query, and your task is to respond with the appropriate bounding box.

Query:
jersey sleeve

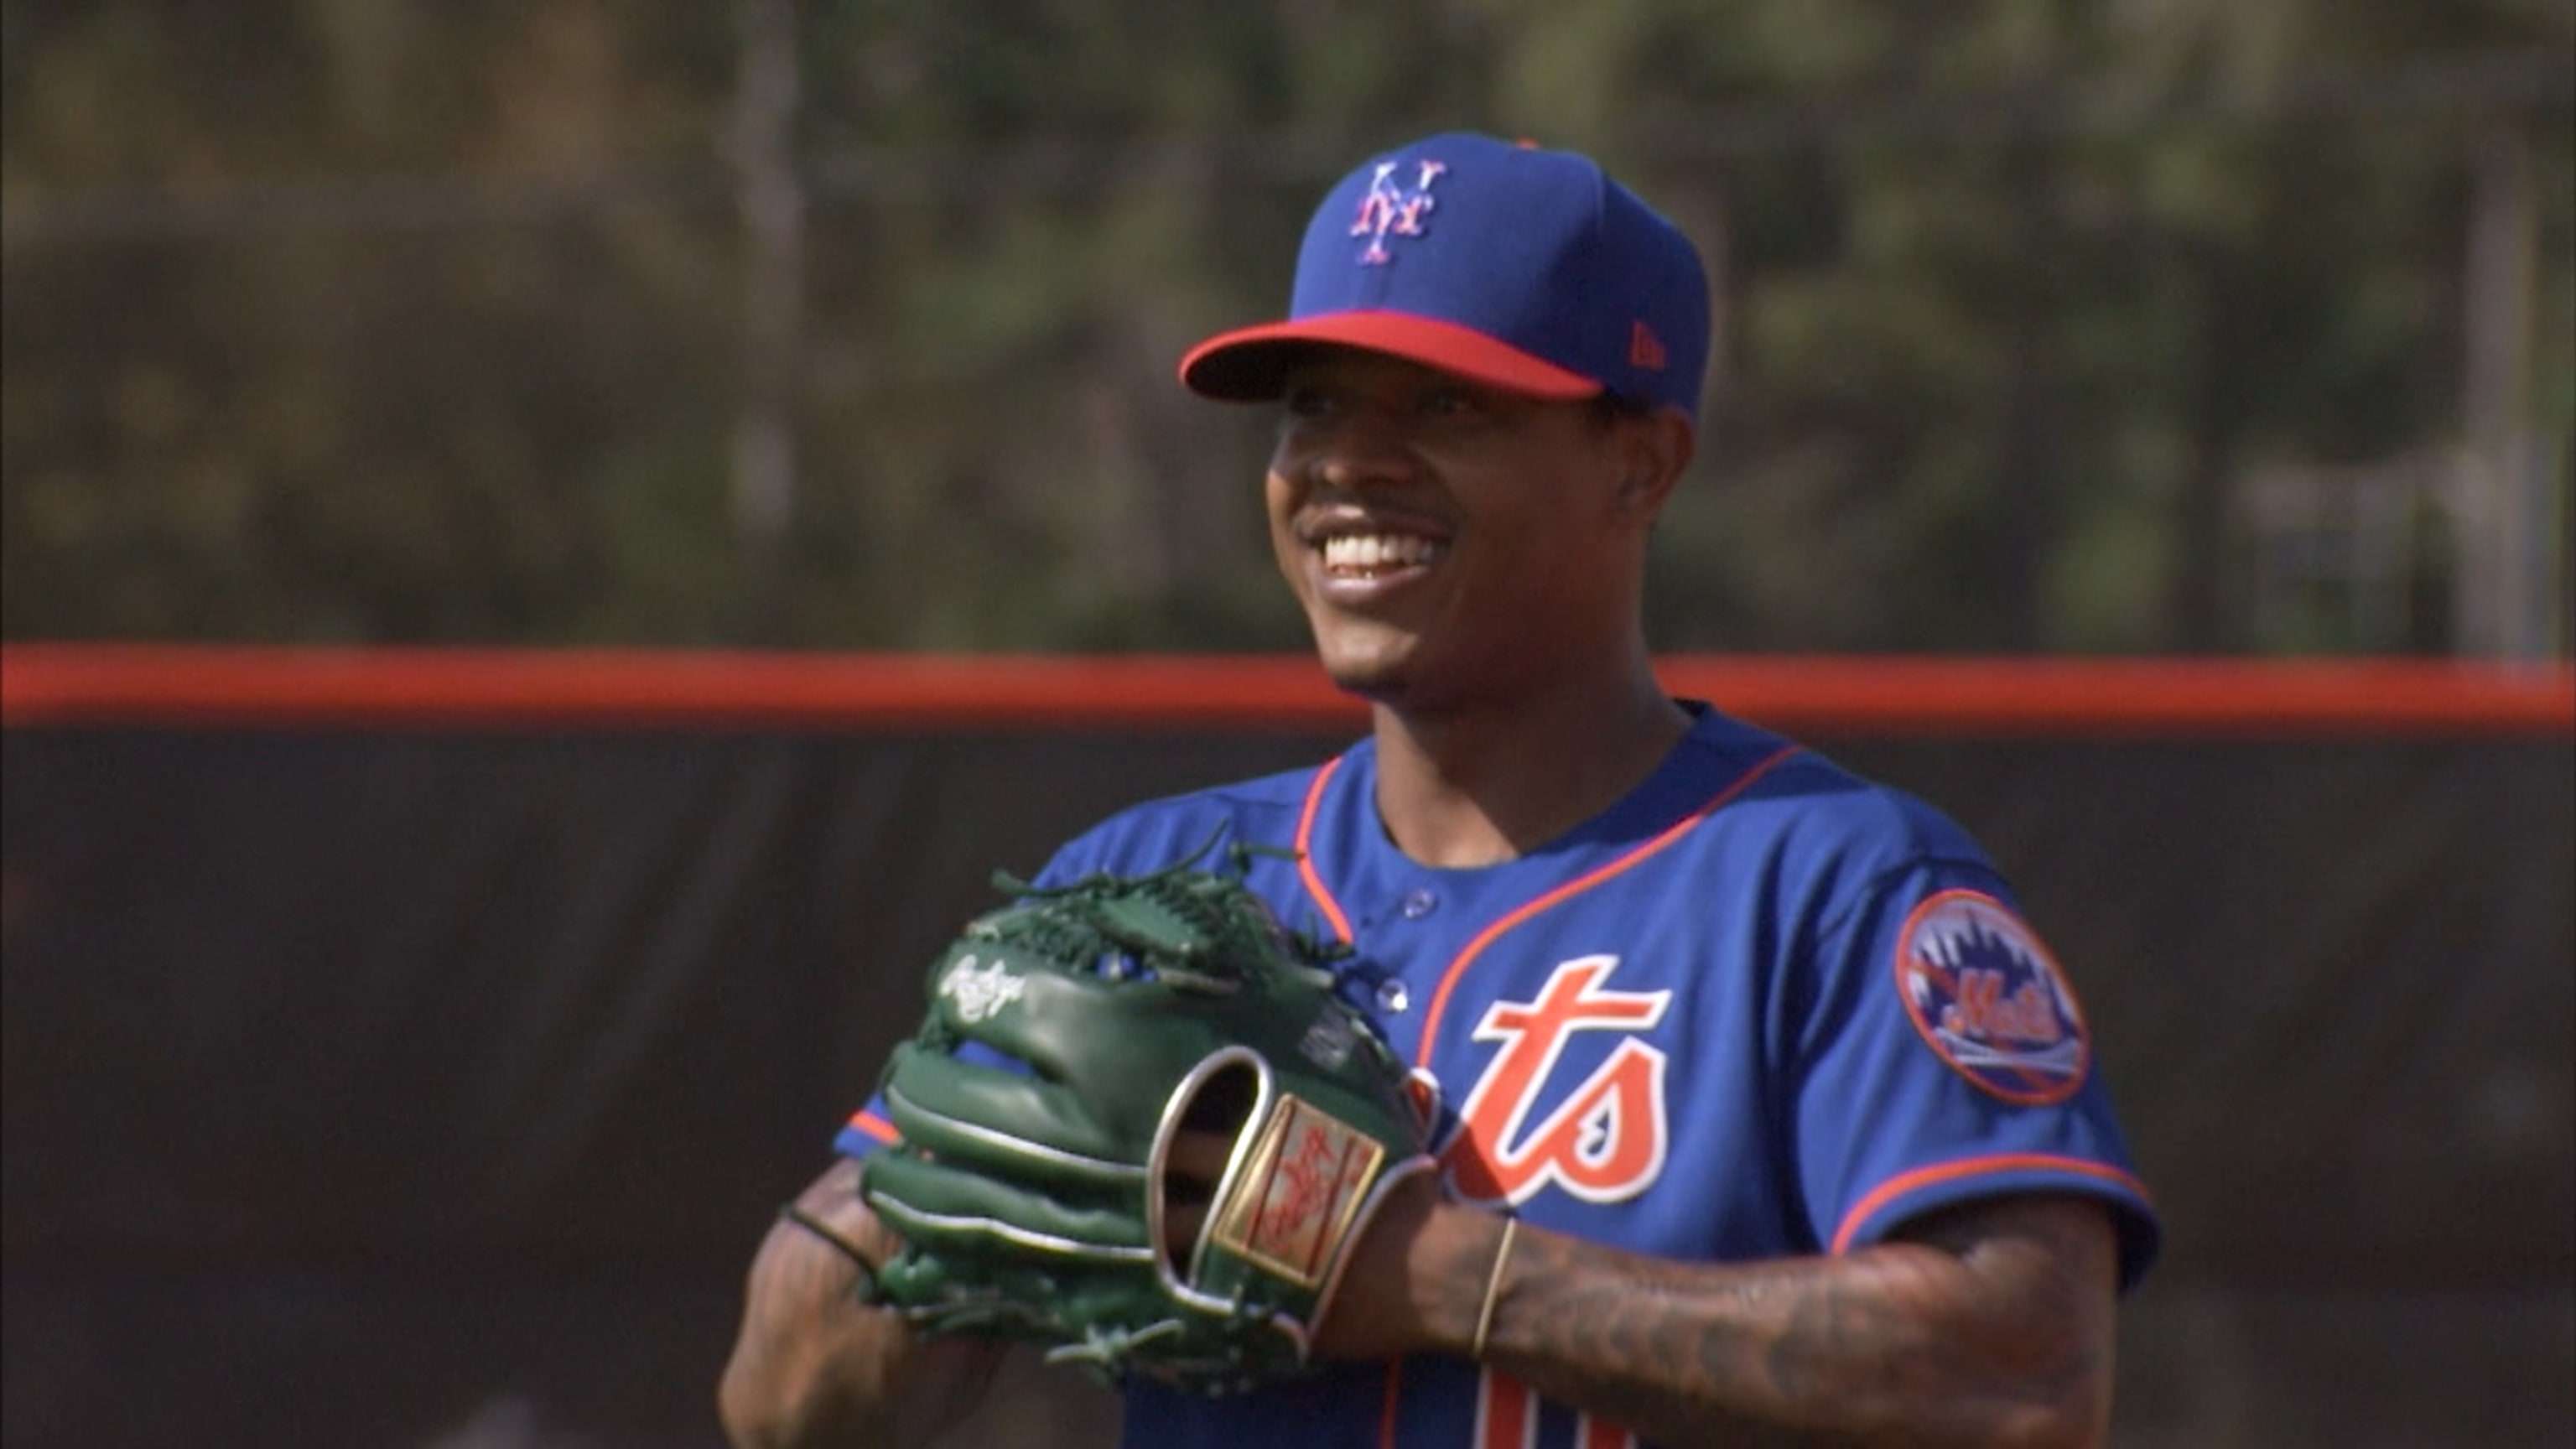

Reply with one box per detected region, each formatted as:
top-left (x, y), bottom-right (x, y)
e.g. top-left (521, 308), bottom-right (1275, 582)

top-left (1785, 857), bottom-right (2162, 1289)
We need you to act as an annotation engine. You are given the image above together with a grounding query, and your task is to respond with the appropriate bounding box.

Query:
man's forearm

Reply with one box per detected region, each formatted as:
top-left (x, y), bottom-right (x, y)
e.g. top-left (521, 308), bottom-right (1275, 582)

top-left (1465, 1196), bottom-right (2116, 1449)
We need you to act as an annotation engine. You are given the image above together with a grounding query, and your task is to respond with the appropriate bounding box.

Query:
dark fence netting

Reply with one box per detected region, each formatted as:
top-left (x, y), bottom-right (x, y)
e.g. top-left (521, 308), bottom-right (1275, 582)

top-left (3, 724), bottom-right (2568, 1448)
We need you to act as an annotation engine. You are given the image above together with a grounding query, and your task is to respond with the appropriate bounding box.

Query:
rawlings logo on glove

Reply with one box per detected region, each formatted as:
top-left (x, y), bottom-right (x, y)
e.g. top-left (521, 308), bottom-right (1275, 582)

top-left (941, 957), bottom-right (1029, 1023)
top-left (1212, 1096), bottom-right (1389, 1286)
top-left (858, 852), bottom-right (1434, 1394)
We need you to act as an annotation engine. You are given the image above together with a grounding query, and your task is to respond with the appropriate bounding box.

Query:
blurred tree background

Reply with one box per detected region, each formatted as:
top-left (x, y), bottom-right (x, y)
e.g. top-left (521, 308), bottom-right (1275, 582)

top-left (3, 0), bottom-right (2570, 657)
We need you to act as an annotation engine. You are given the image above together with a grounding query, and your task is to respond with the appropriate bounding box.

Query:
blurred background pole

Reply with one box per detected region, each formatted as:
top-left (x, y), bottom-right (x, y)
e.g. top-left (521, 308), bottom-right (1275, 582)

top-left (730, 0), bottom-right (804, 576)
top-left (2456, 119), bottom-right (2545, 660)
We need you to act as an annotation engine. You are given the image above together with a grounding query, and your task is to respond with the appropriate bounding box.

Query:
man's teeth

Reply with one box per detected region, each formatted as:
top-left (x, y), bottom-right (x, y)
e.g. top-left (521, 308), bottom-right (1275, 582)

top-left (1322, 534), bottom-right (1441, 571)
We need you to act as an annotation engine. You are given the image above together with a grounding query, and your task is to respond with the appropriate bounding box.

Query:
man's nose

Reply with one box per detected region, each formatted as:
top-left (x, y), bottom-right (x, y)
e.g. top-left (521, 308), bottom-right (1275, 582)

top-left (1301, 410), bottom-right (1415, 492)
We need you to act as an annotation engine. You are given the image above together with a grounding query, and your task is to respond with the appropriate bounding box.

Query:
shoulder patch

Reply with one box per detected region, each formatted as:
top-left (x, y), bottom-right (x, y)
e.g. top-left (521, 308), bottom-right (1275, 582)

top-left (1894, 890), bottom-right (2090, 1104)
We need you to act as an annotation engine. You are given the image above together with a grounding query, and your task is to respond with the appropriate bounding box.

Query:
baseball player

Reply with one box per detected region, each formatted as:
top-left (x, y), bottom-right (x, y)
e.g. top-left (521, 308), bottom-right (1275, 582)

top-left (720, 131), bottom-right (2158, 1449)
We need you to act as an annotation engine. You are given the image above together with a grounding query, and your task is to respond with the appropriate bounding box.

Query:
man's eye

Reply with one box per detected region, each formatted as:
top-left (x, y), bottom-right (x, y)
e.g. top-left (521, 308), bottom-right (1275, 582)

top-left (1283, 388), bottom-right (1337, 420)
top-left (1422, 387), bottom-right (1483, 418)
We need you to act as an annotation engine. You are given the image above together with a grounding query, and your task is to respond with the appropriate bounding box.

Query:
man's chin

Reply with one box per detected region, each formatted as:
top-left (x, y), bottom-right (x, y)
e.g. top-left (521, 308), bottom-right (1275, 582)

top-left (1310, 631), bottom-right (1419, 706)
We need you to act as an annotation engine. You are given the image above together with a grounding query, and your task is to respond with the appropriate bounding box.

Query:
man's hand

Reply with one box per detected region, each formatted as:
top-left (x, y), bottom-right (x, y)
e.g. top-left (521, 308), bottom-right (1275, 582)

top-left (858, 861), bottom-right (1436, 1394)
top-left (1152, 1127), bottom-right (1233, 1265)
top-left (1306, 1169), bottom-right (1498, 1363)
top-left (718, 1160), bottom-right (1004, 1449)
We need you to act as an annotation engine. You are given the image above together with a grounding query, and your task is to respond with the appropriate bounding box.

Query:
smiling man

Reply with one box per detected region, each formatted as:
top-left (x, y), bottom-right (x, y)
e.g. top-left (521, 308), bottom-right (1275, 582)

top-left (720, 132), bottom-right (2160, 1449)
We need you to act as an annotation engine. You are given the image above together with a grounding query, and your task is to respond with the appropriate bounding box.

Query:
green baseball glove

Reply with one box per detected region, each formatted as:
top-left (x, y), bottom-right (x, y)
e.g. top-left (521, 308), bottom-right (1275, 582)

top-left (858, 856), bottom-right (1435, 1395)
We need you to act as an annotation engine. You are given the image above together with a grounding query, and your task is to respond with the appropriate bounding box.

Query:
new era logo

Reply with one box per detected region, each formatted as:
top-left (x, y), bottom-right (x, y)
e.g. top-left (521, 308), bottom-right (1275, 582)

top-left (1628, 321), bottom-right (1667, 371)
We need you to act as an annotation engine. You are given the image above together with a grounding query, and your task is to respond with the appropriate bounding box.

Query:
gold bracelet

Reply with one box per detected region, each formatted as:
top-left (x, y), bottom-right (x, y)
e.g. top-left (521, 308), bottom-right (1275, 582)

top-left (1471, 1217), bottom-right (1519, 1359)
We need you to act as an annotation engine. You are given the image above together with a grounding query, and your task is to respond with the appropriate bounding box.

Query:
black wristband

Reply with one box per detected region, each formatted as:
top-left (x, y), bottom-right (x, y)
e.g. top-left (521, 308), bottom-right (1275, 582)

top-left (777, 1202), bottom-right (883, 1303)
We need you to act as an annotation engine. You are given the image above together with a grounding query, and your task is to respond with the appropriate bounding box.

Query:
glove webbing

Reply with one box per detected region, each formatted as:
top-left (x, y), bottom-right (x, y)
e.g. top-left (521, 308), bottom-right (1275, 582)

top-left (986, 849), bottom-right (1347, 995)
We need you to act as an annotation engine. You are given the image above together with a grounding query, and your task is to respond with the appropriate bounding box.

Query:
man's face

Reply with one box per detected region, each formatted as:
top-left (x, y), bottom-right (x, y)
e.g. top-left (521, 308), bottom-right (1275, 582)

top-left (1265, 349), bottom-right (1656, 713)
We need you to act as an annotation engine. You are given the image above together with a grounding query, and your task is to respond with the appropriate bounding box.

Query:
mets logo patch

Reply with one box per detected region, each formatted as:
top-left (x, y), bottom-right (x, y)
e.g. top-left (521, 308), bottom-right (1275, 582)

top-left (1896, 891), bottom-right (2090, 1105)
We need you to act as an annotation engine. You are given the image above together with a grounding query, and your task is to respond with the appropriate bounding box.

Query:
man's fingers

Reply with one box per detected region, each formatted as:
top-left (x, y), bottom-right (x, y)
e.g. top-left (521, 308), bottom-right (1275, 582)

top-left (1159, 1128), bottom-right (1233, 1261)
top-left (1164, 1127), bottom-right (1235, 1184)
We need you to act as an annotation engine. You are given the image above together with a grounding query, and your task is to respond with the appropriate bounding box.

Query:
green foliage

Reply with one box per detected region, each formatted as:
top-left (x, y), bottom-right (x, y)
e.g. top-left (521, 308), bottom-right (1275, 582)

top-left (3, 0), bottom-right (2569, 653)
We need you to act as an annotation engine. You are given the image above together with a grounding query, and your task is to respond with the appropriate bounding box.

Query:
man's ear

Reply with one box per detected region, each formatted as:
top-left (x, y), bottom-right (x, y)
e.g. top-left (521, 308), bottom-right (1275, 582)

top-left (1612, 408), bottom-right (1696, 522)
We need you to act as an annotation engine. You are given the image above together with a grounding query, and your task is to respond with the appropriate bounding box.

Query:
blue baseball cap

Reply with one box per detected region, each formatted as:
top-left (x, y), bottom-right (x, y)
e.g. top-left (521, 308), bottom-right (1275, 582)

top-left (1180, 132), bottom-right (1712, 420)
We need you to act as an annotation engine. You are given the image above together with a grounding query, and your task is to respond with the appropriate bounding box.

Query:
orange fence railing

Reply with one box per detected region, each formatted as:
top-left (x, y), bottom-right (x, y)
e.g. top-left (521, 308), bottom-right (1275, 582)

top-left (4, 644), bottom-right (2570, 735)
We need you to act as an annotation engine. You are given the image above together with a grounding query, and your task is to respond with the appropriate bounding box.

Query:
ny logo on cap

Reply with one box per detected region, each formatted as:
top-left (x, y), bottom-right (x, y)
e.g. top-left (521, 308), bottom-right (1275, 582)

top-left (1352, 158), bottom-right (1446, 265)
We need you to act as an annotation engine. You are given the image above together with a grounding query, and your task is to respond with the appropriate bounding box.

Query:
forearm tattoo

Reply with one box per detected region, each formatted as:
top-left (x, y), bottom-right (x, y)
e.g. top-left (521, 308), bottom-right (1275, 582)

top-left (1481, 1197), bottom-right (2111, 1449)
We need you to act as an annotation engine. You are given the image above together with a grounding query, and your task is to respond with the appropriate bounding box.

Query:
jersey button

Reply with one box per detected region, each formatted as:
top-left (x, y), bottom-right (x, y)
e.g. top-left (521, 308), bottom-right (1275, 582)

top-left (1400, 888), bottom-right (1437, 919)
top-left (1375, 979), bottom-right (1412, 1013)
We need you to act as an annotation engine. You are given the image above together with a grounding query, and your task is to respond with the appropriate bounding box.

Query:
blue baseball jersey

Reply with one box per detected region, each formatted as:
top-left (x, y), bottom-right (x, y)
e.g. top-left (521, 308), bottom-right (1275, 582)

top-left (840, 704), bottom-right (2160, 1449)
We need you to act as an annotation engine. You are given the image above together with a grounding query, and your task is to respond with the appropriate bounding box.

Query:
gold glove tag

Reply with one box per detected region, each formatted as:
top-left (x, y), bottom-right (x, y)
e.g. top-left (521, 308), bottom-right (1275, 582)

top-left (1209, 1094), bottom-right (1386, 1288)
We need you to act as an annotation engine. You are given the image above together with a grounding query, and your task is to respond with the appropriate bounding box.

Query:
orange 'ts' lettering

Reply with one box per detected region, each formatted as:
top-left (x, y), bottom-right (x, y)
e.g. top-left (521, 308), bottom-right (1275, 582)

top-left (1442, 955), bottom-right (1672, 1208)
